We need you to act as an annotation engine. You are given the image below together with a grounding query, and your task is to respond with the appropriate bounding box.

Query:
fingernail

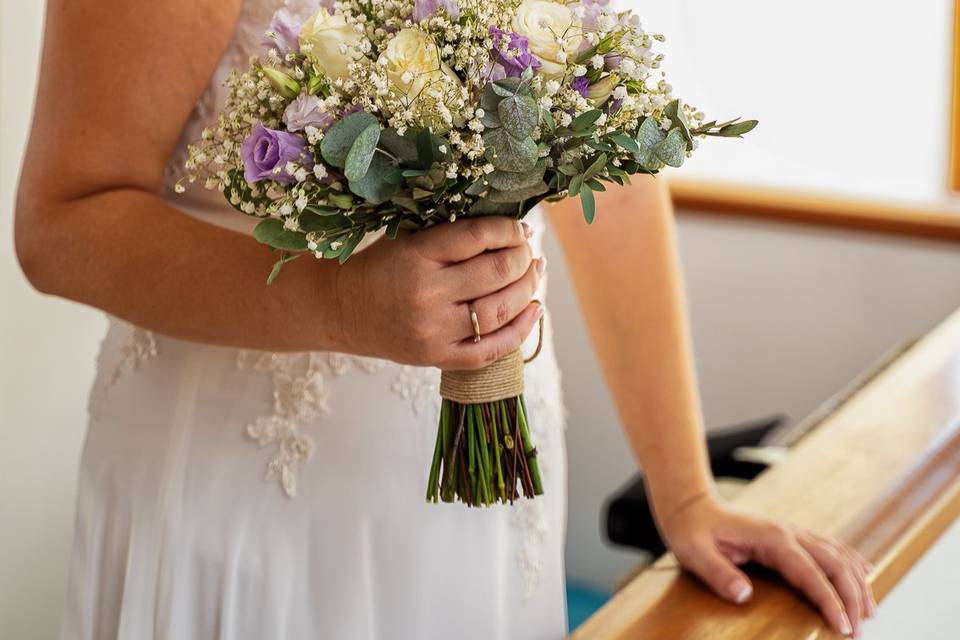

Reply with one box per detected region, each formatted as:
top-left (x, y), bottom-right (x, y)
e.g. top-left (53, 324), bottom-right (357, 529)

top-left (730, 580), bottom-right (752, 604)
top-left (536, 257), bottom-right (546, 277)
top-left (521, 222), bottom-right (533, 239)
top-left (839, 613), bottom-right (853, 637)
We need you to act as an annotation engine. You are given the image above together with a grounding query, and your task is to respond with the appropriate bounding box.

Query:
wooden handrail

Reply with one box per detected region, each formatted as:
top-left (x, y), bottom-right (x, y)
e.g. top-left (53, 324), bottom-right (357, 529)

top-left (669, 179), bottom-right (960, 243)
top-left (573, 307), bottom-right (960, 639)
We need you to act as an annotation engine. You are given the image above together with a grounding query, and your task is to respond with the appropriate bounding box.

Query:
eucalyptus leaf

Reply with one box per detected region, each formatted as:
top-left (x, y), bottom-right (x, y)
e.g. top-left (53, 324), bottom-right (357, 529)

top-left (583, 153), bottom-right (608, 179)
top-left (635, 117), bottom-right (666, 171)
top-left (385, 216), bottom-right (403, 239)
top-left (465, 179), bottom-right (488, 196)
top-left (320, 111), bottom-right (378, 169)
top-left (483, 128), bottom-right (538, 173)
top-left (379, 128), bottom-right (419, 165)
top-left (487, 181), bottom-right (549, 203)
top-left (253, 218), bottom-right (309, 251)
top-left (487, 161), bottom-right (546, 191)
top-left (498, 94), bottom-right (539, 138)
top-left (490, 77), bottom-right (522, 97)
top-left (664, 99), bottom-right (694, 150)
top-left (344, 122), bottom-right (381, 181)
top-left (390, 196), bottom-right (419, 214)
top-left (654, 128), bottom-right (687, 168)
top-left (469, 199), bottom-right (517, 216)
top-left (717, 120), bottom-right (759, 137)
top-left (541, 108), bottom-right (555, 131)
top-left (348, 152), bottom-right (399, 204)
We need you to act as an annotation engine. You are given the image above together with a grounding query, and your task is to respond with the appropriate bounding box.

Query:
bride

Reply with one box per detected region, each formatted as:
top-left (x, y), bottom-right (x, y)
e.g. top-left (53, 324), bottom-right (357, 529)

top-left (15, 0), bottom-right (872, 638)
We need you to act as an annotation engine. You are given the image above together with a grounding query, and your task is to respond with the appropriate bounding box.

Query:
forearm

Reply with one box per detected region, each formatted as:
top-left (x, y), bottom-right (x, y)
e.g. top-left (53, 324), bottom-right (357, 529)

top-left (548, 178), bottom-right (713, 519)
top-left (16, 188), bottom-right (348, 352)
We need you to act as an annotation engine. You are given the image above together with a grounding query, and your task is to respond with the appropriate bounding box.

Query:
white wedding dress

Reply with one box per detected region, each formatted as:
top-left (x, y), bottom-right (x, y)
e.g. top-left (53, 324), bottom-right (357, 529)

top-left (60, 1), bottom-right (568, 639)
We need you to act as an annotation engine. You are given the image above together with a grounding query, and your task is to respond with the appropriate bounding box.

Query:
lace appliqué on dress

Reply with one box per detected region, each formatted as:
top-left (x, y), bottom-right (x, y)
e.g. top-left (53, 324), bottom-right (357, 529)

top-left (237, 350), bottom-right (385, 497)
top-left (89, 322), bottom-right (158, 420)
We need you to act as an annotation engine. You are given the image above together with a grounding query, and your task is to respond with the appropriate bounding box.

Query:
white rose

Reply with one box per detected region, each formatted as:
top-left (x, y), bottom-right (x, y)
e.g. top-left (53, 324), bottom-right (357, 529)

top-left (299, 10), bottom-right (363, 81)
top-left (512, 0), bottom-right (583, 80)
top-left (382, 28), bottom-right (460, 98)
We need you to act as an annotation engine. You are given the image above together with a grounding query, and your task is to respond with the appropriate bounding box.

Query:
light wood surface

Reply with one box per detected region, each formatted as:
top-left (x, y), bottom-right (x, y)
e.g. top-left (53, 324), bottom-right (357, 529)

top-left (669, 179), bottom-right (960, 243)
top-left (573, 307), bottom-right (960, 639)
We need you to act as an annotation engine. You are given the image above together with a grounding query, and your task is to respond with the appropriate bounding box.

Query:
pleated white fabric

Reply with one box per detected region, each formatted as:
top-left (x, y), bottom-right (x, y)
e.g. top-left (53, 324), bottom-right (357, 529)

top-left (59, 1), bottom-right (569, 638)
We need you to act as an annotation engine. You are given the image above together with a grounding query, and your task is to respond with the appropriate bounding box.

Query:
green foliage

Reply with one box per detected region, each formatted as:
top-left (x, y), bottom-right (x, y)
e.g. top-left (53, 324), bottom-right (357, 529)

top-left (320, 111), bottom-right (379, 168)
top-left (348, 152), bottom-right (399, 204)
top-left (344, 122), bottom-right (381, 181)
top-left (253, 218), bottom-right (308, 251)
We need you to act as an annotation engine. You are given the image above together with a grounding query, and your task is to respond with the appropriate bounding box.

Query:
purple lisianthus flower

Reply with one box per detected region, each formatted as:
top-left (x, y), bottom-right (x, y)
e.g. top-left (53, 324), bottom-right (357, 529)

top-left (489, 26), bottom-right (541, 78)
top-left (262, 8), bottom-right (302, 56)
top-left (283, 94), bottom-right (334, 132)
top-left (604, 53), bottom-right (622, 70)
top-left (571, 76), bottom-right (590, 98)
top-left (240, 122), bottom-right (313, 184)
top-left (413, 0), bottom-right (460, 22)
top-left (580, 0), bottom-right (610, 31)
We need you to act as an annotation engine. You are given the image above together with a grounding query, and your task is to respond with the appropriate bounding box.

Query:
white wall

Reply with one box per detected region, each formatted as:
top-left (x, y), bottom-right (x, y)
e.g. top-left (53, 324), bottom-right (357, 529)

top-left (3, 0), bottom-right (960, 637)
top-left (1, 2), bottom-right (109, 638)
top-left (549, 214), bottom-right (960, 590)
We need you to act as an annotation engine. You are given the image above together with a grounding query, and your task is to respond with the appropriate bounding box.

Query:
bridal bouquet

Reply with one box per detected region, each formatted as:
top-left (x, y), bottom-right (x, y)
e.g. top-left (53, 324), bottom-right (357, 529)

top-left (181, 0), bottom-right (755, 506)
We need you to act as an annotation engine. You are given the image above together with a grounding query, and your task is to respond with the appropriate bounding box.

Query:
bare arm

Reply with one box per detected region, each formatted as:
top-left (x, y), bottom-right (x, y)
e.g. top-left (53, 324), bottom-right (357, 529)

top-left (15, 0), bottom-right (541, 365)
top-left (549, 179), bottom-right (872, 637)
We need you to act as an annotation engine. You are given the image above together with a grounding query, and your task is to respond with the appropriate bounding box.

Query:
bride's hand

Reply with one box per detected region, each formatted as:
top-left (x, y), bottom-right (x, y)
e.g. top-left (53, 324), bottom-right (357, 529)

top-left (336, 216), bottom-right (544, 369)
top-left (658, 492), bottom-right (875, 637)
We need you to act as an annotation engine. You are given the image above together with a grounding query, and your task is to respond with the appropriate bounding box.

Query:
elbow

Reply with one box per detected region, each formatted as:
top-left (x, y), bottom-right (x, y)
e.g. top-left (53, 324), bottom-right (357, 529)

top-left (14, 188), bottom-right (59, 296)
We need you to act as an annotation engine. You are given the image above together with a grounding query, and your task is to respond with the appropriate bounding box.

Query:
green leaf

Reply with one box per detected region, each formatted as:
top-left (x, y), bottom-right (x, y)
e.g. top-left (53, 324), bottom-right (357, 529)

top-left (328, 192), bottom-right (354, 209)
top-left (390, 196), bottom-right (419, 215)
top-left (253, 218), bottom-right (285, 244)
top-left (303, 204), bottom-right (341, 216)
top-left (266, 252), bottom-right (303, 285)
top-left (570, 109), bottom-right (603, 132)
top-left (348, 152), bottom-right (399, 204)
top-left (465, 180), bottom-right (487, 196)
top-left (481, 84), bottom-right (504, 113)
top-left (580, 186), bottom-right (596, 224)
top-left (586, 178), bottom-right (606, 191)
top-left (491, 77), bottom-right (523, 97)
top-left (337, 229), bottom-right (366, 264)
top-left (385, 216), bottom-right (403, 239)
top-left (487, 181), bottom-right (549, 203)
top-left (379, 128), bottom-right (419, 165)
top-left (610, 132), bottom-right (640, 155)
top-left (557, 164), bottom-right (579, 176)
top-left (414, 129), bottom-right (453, 170)
top-left (584, 153), bottom-right (608, 179)
top-left (541, 108), bottom-right (555, 131)
top-left (717, 120), bottom-right (759, 137)
top-left (253, 218), bottom-right (308, 251)
top-left (344, 122), bottom-right (381, 181)
top-left (469, 199), bottom-right (517, 216)
top-left (483, 128), bottom-right (538, 173)
top-left (320, 111), bottom-right (378, 169)
top-left (654, 128), bottom-right (687, 168)
top-left (487, 161), bottom-right (546, 191)
top-left (568, 173), bottom-right (584, 198)
top-left (635, 117), bottom-right (666, 171)
top-left (498, 94), bottom-right (539, 138)
top-left (298, 209), bottom-right (350, 232)
top-left (664, 99), bottom-right (694, 150)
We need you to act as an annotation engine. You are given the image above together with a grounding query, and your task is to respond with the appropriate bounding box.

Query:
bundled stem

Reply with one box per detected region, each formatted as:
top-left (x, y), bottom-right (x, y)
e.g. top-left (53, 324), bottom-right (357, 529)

top-left (426, 395), bottom-right (543, 506)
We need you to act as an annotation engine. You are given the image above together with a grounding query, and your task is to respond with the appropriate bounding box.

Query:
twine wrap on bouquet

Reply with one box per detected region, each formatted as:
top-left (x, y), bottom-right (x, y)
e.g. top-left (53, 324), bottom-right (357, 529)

top-left (426, 313), bottom-right (546, 506)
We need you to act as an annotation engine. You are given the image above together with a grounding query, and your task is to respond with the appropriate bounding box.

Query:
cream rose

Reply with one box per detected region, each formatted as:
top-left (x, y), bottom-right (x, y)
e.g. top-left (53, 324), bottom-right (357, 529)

top-left (299, 10), bottom-right (363, 81)
top-left (512, 0), bottom-right (582, 80)
top-left (382, 28), bottom-right (460, 98)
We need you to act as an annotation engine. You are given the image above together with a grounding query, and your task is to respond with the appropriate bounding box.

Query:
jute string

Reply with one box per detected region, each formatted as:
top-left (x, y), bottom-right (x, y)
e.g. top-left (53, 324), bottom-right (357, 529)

top-left (440, 307), bottom-right (545, 404)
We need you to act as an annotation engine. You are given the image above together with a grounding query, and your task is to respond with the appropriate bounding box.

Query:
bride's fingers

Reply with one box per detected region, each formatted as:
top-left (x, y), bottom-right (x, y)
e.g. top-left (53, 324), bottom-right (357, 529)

top-left (443, 301), bottom-right (543, 371)
top-left (819, 536), bottom-right (876, 618)
top-left (754, 529), bottom-right (852, 637)
top-left (796, 534), bottom-right (864, 634)
top-left (450, 258), bottom-right (543, 341)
